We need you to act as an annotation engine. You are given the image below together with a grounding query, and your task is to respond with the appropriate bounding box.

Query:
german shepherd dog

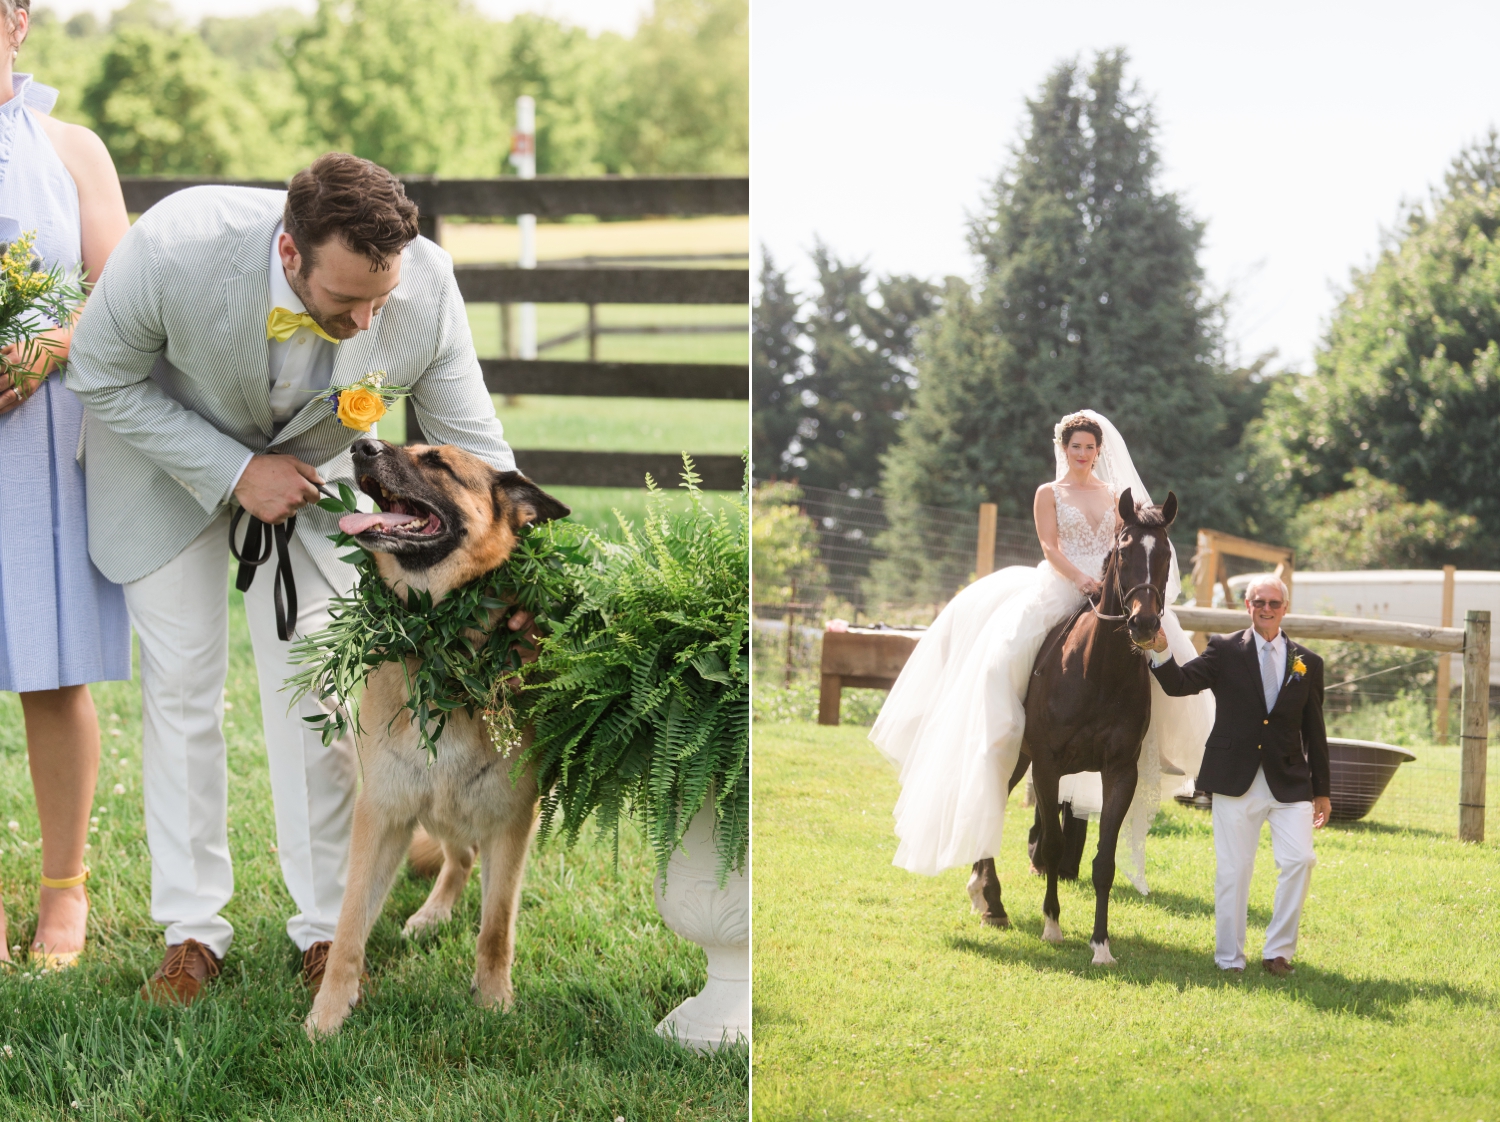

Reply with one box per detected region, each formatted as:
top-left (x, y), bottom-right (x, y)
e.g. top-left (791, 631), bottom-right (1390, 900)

top-left (304, 437), bottom-right (569, 1037)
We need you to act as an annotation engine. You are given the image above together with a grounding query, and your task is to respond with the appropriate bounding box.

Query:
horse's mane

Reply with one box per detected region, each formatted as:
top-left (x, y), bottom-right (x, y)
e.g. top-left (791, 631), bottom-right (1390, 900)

top-left (1132, 502), bottom-right (1170, 528)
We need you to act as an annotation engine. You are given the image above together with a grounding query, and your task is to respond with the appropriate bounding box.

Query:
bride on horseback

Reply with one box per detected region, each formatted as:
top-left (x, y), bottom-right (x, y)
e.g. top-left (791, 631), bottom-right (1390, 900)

top-left (870, 409), bottom-right (1213, 890)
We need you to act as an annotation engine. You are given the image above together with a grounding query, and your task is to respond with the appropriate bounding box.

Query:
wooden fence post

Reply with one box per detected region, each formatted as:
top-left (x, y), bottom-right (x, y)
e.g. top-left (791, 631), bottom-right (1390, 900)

top-left (976, 503), bottom-right (997, 579)
top-left (1436, 564), bottom-right (1457, 743)
top-left (1459, 608), bottom-right (1490, 843)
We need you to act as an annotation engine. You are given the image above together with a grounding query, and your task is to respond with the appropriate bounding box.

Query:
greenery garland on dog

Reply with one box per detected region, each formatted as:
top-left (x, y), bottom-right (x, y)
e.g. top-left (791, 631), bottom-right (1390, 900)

top-left (286, 482), bottom-right (590, 759)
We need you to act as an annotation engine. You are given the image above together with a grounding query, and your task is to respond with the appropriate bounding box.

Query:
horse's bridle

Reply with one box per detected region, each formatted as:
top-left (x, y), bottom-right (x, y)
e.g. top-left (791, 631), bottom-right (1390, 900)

top-left (1091, 528), bottom-right (1166, 624)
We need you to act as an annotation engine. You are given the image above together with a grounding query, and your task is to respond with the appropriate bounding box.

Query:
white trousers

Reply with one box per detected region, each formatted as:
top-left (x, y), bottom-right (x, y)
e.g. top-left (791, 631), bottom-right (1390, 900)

top-left (1211, 765), bottom-right (1316, 970)
top-left (124, 511), bottom-right (356, 958)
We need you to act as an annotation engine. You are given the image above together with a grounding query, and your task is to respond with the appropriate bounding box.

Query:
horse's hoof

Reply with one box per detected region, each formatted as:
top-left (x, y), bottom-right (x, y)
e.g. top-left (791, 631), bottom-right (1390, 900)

top-left (1041, 916), bottom-right (1063, 944)
top-left (982, 911), bottom-right (1010, 929)
top-left (1090, 939), bottom-right (1117, 966)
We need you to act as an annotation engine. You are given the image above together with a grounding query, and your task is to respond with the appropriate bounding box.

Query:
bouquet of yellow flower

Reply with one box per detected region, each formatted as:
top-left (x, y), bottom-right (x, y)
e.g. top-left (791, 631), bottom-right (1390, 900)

top-left (0, 231), bottom-right (87, 396)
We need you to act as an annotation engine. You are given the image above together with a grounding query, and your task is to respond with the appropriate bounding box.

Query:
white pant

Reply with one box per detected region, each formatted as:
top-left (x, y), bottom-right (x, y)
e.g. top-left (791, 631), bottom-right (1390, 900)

top-left (1211, 765), bottom-right (1316, 970)
top-left (124, 511), bottom-right (357, 958)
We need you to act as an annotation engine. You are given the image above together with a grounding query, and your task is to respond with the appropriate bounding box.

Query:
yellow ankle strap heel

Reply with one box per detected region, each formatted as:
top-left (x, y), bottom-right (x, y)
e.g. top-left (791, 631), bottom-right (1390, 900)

top-left (33, 867), bottom-right (89, 970)
top-left (39, 868), bottom-right (90, 890)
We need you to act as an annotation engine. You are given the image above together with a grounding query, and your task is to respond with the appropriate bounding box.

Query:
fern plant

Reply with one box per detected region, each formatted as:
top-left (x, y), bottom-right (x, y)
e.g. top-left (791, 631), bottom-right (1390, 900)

top-left (520, 458), bottom-right (749, 885)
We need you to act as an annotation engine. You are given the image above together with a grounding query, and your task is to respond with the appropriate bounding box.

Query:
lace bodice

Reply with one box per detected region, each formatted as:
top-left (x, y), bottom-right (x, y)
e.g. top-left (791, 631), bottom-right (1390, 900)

top-left (1052, 486), bottom-right (1116, 579)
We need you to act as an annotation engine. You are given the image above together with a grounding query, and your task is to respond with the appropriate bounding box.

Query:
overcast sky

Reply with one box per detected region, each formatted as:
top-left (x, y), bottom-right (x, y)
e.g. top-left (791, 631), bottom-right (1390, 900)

top-left (752, 0), bottom-right (1500, 372)
top-left (39, 0), bottom-right (647, 35)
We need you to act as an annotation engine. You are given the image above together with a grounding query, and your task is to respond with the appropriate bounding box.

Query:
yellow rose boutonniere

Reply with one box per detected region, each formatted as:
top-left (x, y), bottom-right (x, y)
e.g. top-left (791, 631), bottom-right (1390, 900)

top-left (324, 370), bottom-right (410, 432)
top-left (336, 385), bottom-right (386, 431)
top-left (1290, 655), bottom-right (1307, 680)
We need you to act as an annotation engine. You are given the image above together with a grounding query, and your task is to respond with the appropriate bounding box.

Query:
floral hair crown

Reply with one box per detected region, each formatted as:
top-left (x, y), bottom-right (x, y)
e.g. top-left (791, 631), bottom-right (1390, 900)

top-left (1054, 412), bottom-right (1102, 447)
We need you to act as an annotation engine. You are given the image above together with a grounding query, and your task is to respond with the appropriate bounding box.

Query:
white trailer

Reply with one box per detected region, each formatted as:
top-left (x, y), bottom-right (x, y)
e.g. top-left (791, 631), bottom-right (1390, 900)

top-left (1227, 569), bottom-right (1500, 685)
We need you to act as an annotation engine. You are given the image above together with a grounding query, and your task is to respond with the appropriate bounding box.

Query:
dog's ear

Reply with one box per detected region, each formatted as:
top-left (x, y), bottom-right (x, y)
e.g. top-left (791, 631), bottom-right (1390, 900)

top-left (494, 471), bottom-right (571, 527)
top-left (1160, 490), bottom-right (1178, 527)
top-left (1117, 487), bottom-right (1136, 523)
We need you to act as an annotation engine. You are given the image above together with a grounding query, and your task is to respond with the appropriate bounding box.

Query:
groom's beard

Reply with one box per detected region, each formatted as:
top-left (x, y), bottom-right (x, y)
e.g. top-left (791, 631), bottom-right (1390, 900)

top-left (285, 268), bottom-right (362, 341)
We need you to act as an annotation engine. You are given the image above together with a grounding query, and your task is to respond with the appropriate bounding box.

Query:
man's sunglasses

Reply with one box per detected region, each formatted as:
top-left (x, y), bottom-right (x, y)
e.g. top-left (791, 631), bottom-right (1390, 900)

top-left (1248, 599), bottom-right (1285, 610)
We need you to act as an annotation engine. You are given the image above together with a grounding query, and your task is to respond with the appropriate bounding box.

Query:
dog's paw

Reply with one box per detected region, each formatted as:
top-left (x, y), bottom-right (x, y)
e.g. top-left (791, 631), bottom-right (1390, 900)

top-left (470, 977), bottom-right (514, 1012)
top-left (304, 1007), bottom-right (347, 1040)
top-left (402, 905), bottom-right (451, 938)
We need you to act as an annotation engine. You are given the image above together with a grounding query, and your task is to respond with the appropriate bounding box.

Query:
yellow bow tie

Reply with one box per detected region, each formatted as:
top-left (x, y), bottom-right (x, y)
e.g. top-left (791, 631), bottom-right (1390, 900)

top-left (266, 306), bottom-right (340, 345)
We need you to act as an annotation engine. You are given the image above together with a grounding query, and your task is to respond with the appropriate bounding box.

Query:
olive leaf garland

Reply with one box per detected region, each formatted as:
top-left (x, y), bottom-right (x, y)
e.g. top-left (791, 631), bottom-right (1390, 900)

top-left (286, 483), bottom-right (591, 759)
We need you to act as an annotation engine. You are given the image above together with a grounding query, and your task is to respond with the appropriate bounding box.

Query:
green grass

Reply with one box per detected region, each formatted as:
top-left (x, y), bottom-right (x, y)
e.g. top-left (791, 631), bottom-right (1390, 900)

top-left (0, 591), bottom-right (747, 1120)
top-left (753, 721), bottom-right (1500, 1121)
top-left (467, 303), bottom-right (749, 366)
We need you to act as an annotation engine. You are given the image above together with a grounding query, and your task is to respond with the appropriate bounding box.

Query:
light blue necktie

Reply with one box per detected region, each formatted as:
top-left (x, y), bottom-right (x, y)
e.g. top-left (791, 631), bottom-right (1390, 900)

top-left (1261, 641), bottom-right (1280, 713)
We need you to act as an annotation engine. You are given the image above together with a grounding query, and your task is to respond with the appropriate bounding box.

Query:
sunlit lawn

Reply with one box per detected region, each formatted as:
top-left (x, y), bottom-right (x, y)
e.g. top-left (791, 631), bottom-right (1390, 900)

top-left (753, 721), bottom-right (1500, 1121)
top-left (0, 597), bottom-right (748, 1120)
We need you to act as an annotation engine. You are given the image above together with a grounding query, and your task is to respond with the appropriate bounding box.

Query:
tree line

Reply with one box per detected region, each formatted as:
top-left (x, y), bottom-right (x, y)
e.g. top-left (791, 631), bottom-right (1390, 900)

top-left (754, 51), bottom-right (1488, 597)
top-left (25, 0), bottom-right (747, 178)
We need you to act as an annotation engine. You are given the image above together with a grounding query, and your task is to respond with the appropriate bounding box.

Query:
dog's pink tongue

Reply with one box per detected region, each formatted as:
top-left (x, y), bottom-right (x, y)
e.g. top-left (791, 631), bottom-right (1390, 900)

top-left (339, 511), bottom-right (419, 535)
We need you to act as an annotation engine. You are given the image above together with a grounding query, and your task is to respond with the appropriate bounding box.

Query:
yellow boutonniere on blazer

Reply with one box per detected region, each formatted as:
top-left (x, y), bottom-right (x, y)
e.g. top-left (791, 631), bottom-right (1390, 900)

top-left (323, 371), bottom-right (410, 433)
top-left (1290, 655), bottom-right (1307, 680)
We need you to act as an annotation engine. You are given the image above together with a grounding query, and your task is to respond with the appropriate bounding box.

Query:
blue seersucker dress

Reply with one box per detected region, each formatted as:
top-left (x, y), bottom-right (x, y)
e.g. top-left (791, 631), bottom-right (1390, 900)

top-left (0, 74), bottom-right (130, 692)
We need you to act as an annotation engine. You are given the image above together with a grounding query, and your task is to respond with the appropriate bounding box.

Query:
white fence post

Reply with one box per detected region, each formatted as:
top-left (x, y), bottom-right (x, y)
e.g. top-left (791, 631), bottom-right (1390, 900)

top-left (510, 95), bottom-right (537, 360)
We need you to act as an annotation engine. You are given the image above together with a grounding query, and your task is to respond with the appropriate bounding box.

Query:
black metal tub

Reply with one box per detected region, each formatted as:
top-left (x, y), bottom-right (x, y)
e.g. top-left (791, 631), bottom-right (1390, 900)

top-left (1327, 738), bottom-right (1417, 822)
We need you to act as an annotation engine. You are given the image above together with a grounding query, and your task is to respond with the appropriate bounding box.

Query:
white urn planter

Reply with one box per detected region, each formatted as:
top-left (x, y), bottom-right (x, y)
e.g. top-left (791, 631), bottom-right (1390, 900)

top-left (652, 802), bottom-right (749, 1052)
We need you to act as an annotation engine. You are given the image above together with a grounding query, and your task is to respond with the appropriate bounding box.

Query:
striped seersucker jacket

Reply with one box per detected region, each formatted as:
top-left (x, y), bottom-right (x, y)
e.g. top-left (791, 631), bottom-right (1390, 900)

top-left (66, 185), bottom-right (514, 590)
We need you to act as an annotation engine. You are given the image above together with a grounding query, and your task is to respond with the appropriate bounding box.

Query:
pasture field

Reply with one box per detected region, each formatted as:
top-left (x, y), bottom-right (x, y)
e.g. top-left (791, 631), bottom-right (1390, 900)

top-left (0, 594), bottom-right (747, 1121)
top-left (753, 721), bottom-right (1500, 1121)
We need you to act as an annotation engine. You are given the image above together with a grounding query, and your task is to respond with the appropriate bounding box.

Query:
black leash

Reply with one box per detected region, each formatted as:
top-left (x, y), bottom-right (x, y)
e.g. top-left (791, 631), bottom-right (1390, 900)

top-left (230, 507), bottom-right (299, 641)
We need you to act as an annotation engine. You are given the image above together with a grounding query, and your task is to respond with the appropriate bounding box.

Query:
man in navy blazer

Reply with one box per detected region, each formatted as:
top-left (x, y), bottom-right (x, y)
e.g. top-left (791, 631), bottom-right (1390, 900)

top-left (1148, 576), bottom-right (1331, 976)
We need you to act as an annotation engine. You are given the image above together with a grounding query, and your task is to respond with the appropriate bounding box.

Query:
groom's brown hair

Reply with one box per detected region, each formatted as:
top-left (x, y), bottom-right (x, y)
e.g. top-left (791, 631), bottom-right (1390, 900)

top-left (284, 153), bottom-right (421, 273)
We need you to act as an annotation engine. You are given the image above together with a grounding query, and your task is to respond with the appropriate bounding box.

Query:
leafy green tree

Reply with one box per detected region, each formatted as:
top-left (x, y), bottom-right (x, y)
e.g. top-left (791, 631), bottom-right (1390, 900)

top-left (752, 248), bottom-right (806, 482)
top-left (1249, 132), bottom-right (1500, 553)
top-left (751, 482), bottom-right (826, 606)
top-left (1290, 469), bottom-right (1479, 570)
top-left (80, 26), bottom-right (277, 176)
top-left (602, 0), bottom-right (747, 174)
top-left (877, 52), bottom-right (1249, 600)
top-left (287, 0), bottom-right (508, 175)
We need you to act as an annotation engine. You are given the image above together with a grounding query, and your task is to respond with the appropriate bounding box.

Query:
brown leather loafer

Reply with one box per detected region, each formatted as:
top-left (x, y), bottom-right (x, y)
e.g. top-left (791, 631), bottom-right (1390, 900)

top-left (141, 939), bottom-right (222, 1006)
top-left (302, 940), bottom-right (331, 995)
top-left (1263, 956), bottom-right (1295, 977)
top-left (302, 940), bottom-right (365, 1000)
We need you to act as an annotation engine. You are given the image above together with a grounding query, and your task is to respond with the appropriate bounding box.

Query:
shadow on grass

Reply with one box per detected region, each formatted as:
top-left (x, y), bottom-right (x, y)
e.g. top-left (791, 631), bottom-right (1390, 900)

top-left (947, 928), bottom-right (1499, 1021)
top-left (1329, 818), bottom-right (1454, 840)
top-left (981, 880), bottom-right (1272, 927)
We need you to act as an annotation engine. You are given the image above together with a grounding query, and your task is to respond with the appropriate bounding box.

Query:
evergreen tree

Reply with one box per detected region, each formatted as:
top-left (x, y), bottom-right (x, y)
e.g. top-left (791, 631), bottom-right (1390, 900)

top-left (877, 51), bottom-right (1246, 600)
top-left (753, 244), bottom-right (939, 492)
top-left (794, 244), bottom-right (939, 493)
top-left (751, 248), bottom-right (805, 482)
top-left (1249, 131), bottom-right (1500, 554)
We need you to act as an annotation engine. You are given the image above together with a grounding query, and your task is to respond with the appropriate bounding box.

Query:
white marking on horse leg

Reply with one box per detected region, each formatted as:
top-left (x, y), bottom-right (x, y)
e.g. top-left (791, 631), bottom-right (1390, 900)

top-left (1042, 915), bottom-right (1063, 944)
top-left (966, 869), bottom-right (984, 914)
top-left (1090, 939), bottom-right (1117, 966)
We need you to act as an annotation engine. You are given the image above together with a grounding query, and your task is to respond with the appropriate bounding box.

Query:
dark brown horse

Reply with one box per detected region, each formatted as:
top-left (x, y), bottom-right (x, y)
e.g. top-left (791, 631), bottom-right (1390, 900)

top-left (966, 487), bottom-right (1178, 965)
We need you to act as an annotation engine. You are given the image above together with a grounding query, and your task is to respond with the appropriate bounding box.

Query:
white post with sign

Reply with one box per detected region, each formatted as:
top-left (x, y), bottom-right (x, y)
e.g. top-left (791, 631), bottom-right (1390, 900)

top-left (509, 95), bottom-right (537, 360)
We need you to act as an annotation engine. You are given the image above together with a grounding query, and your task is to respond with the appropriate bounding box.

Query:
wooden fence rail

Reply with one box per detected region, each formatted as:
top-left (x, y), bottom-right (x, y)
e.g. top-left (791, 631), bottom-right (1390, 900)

top-left (820, 599), bottom-right (1493, 842)
top-left (120, 175), bottom-right (749, 490)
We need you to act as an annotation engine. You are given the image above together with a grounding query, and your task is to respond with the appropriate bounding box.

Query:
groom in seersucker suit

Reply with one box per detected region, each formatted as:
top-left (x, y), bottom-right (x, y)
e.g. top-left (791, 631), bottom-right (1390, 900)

top-left (67, 153), bottom-right (521, 1003)
top-left (1147, 575), bottom-right (1332, 976)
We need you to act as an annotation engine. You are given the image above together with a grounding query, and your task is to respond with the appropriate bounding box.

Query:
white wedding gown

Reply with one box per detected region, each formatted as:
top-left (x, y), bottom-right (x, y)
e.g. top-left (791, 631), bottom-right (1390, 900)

top-left (869, 416), bottom-right (1214, 891)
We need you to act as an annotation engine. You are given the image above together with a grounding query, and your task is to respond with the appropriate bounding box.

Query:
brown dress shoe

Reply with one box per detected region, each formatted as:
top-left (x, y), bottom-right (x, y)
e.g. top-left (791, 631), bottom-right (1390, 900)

top-left (302, 940), bottom-right (366, 1000)
top-left (1263, 956), bottom-right (1295, 977)
top-left (141, 939), bottom-right (222, 1005)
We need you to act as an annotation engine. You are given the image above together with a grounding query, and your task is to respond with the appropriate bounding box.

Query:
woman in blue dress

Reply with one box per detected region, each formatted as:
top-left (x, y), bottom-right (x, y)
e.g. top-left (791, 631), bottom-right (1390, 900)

top-left (0, 0), bottom-right (131, 968)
